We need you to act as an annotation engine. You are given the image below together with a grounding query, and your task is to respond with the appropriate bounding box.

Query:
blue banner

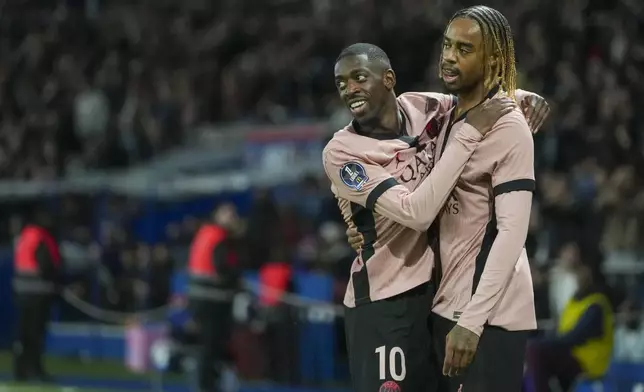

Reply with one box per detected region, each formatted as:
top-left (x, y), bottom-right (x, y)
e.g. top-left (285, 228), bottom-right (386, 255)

top-left (244, 124), bottom-right (327, 172)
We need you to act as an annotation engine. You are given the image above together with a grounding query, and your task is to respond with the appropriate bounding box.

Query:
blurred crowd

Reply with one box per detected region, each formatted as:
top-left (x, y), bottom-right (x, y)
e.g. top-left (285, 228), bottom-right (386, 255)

top-left (0, 0), bottom-right (643, 373)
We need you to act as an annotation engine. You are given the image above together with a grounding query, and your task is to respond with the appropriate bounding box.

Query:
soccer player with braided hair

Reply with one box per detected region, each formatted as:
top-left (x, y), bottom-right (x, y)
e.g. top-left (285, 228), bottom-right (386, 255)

top-left (429, 5), bottom-right (545, 391)
top-left (326, 30), bottom-right (550, 390)
top-left (443, 5), bottom-right (519, 98)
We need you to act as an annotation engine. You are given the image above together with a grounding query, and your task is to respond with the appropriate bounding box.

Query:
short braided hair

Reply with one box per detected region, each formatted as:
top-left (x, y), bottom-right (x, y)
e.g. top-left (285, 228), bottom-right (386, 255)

top-left (448, 6), bottom-right (517, 99)
top-left (336, 43), bottom-right (391, 69)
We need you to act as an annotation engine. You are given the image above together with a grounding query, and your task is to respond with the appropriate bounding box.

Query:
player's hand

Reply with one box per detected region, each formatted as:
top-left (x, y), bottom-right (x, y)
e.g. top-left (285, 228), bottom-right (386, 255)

top-left (346, 225), bottom-right (364, 251)
top-left (443, 325), bottom-right (480, 377)
top-left (465, 97), bottom-right (516, 136)
top-left (520, 93), bottom-right (550, 134)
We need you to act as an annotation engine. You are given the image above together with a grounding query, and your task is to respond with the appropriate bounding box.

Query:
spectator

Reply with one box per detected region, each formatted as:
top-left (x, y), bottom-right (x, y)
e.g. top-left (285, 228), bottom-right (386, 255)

top-left (549, 242), bottom-right (582, 319)
top-left (526, 263), bottom-right (614, 392)
top-left (614, 298), bottom-right (644, 363)
top-left (245, 189), bottom-right (280, 269)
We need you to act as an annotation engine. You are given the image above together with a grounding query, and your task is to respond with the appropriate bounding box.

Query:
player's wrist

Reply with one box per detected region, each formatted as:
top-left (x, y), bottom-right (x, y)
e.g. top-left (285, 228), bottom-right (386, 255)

top-left (455, 320), bottom-right (483, 337)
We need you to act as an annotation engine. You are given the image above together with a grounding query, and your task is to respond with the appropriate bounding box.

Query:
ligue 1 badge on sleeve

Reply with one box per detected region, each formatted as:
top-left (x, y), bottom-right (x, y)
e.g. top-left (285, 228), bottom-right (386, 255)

top-left (340, 162), bottom-right (369, 191)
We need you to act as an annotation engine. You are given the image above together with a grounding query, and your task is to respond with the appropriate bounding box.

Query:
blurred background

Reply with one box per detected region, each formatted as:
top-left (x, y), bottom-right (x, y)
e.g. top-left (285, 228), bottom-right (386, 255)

top-left (0, 0), bottom-right (643, 391)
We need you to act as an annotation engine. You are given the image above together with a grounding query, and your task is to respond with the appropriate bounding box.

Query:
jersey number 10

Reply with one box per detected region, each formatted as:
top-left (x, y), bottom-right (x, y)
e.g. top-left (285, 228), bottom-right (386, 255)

top-left (375, 346), bottom-right (407, 382)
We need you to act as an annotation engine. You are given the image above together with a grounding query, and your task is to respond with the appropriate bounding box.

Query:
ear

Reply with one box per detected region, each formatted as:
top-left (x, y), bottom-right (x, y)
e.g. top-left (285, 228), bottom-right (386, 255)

top-left (383, 69), bottom-right (396, 91)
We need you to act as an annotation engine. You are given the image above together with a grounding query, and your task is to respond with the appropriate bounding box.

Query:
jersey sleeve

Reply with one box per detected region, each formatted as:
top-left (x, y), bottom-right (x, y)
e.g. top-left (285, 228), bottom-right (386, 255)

top-left (456, 190), bottom-right (533, 336)
top-left (323, 125), bottom-right (482, 231)
top-left (490, 111), bottom-right (536, 196)
top-left (322, 144), bottom-right (397, 208)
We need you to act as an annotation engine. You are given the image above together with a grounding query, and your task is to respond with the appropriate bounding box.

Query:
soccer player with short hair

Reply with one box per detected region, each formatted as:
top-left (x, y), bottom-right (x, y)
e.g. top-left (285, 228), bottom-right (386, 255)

top-left (431, 6), bottom-right (542, 392)
top-left (324, 42), bottom-right (548, 392)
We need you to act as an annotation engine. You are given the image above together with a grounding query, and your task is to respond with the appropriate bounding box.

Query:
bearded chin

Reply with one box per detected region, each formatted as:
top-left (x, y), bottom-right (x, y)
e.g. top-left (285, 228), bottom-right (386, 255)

top-left (443, 79), bottom-right (477, 94)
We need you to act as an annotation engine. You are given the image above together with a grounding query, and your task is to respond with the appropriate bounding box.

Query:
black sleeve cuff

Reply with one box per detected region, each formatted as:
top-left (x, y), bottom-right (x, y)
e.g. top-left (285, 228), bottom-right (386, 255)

top-left (493, 179), bottom-right (535, 197)
top-left (365, 177), bottom-right (399, 210)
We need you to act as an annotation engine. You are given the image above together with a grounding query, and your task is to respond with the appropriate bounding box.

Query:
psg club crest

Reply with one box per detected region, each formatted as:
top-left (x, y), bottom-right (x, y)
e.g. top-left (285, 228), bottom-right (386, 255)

top-left (340, 162), bottom-right (369, 191)
top-left (379, 381), bottom-right (401, 392)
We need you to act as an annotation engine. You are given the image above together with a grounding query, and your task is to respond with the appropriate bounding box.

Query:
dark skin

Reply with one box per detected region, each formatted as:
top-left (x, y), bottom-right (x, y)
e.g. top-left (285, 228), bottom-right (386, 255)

top-left (441, 17), bottom-right (550, 130)
top-left (522, 95), bottom-right (550, 131)
top-left (335, 52), bottom-right (548, 140)
top-left (334, 54), bottom-right (400, 138)
top-left (441, 17), bottom-right (490, 116)
top-left (441, 17), bottom-right (526, 377)
top-left (342, 21), bottom-right (551, 379)
top-left (438, 17), bottom-right (491, 378)
top-left (334, 53), bottom-right (516, 138)
top-left (337, 48), bottom-right (549, 377)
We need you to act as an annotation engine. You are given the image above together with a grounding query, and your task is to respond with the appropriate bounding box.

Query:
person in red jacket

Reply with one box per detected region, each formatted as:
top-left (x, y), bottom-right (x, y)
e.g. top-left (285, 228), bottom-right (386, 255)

top-left (187, 203), bottom-right (242, 392)
top-left (258, 259), bottom-right (298, 383)
top-left (12, 211), bottom-right (60, 382)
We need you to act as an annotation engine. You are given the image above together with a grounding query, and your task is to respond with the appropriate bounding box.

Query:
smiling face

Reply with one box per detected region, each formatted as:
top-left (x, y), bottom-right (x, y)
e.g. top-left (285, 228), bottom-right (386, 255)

top-left (334, 54), bottom-right (395, 123)
top-left (440, 17), bottom-right (488, 94)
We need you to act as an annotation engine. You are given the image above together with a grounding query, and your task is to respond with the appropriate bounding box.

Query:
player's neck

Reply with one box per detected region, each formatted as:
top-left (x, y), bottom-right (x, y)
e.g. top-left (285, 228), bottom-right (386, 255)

top-left (377, 107), bottom-right (401, 134)
top-left (455, 83), bottom-right (489, 118)
top-left (356, 101), bottom-right (401, 137)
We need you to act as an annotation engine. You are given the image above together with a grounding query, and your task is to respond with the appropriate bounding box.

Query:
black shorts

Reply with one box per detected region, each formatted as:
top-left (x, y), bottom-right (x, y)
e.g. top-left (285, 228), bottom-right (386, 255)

top-left (432, 313), bottom-right (529, 392)
top-left (344, 283), bottom-right (438, 392)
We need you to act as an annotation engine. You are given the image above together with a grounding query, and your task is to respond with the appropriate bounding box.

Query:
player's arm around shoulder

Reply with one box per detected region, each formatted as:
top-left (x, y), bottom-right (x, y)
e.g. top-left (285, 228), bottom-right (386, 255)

top-left (322, 136), bottom-right (448, 232)
top-left (515, 89), bottom-right (550, 133)
top-left (398, 91), bottom-right (455, 116)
